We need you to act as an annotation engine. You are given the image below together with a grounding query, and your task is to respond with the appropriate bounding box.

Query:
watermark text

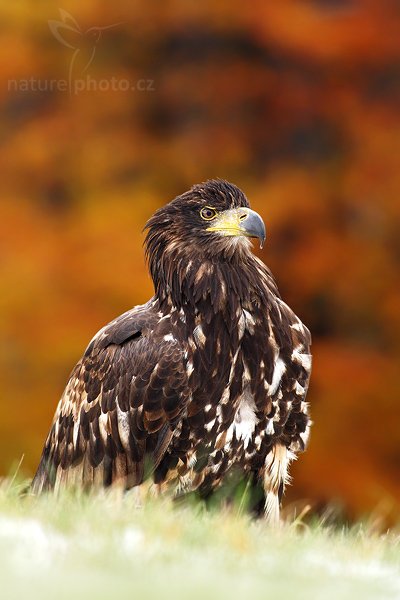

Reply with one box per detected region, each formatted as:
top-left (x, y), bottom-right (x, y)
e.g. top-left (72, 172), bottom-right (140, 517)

top-left (8, 76), bottom-right (155, 95)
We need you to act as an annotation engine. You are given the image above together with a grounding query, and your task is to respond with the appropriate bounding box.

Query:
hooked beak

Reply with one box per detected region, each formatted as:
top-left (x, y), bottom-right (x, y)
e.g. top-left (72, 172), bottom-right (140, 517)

top-left (206, 207), bottom-right (266, 249)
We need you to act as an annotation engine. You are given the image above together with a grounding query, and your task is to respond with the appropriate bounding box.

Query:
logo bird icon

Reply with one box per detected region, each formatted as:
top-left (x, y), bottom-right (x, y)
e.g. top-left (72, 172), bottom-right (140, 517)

top-left (48, 9), bottom-right (121, 91)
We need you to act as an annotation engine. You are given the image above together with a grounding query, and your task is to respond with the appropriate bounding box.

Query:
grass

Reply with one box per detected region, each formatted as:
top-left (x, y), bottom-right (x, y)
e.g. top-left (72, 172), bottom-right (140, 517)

top-left (0, 479), bottom-right (400, 600)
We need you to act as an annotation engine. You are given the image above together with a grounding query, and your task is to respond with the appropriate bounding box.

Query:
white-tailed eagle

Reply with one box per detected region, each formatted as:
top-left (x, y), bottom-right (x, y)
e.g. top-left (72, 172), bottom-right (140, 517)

top-left (32, 180), bottom-right (312, 523)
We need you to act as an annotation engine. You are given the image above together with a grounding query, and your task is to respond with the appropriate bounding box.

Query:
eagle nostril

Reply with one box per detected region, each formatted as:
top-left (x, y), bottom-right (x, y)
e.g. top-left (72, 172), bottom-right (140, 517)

top-left (239, 212), bottom-right (248, 222)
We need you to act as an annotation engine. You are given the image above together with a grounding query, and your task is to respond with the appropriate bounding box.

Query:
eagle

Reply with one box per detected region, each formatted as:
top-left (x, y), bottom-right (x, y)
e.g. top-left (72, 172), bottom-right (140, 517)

top-left (32, 179), bottom-right (312, 523)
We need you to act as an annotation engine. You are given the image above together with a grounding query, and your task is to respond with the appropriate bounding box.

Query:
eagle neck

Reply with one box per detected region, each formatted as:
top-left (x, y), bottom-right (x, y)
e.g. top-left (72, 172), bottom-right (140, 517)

top-left (155, 246), bottom-right (278, 325)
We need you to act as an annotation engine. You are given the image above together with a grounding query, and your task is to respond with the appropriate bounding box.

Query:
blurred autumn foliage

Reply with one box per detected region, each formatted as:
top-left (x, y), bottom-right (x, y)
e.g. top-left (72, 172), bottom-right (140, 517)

top-left (1, 0), bottom-right (400, 519)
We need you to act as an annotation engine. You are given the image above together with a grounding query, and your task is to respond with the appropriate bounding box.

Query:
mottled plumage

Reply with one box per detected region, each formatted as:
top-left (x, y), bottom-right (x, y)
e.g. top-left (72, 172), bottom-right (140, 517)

top-left (32, 180), bottom-right (311, 522)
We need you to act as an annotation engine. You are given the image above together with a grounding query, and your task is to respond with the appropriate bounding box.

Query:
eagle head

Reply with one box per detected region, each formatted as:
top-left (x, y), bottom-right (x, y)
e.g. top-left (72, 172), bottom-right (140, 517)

top-left (144, 179), bottom-right (266, 306)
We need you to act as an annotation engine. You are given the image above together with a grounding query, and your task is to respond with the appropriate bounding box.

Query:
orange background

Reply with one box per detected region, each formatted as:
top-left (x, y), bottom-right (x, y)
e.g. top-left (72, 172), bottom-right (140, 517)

top-left (1, 1), bottom-right (400, 519)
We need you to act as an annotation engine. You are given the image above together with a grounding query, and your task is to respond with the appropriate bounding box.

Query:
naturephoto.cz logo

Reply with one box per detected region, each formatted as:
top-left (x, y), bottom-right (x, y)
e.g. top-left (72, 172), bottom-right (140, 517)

top-left (8, 9), bottom-right (155, 95)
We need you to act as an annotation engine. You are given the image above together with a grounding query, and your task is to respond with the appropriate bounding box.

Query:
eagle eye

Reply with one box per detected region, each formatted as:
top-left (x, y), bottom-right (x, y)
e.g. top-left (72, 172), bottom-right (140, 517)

top-left (200, 206), bottom-right (217, 221)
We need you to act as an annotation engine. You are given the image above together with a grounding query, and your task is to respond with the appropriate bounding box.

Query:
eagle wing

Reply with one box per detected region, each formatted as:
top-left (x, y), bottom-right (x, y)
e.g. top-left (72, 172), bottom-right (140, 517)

top-left (32, 302), bottom-right (190, 493)
top-left (271, 297), bottom-right (312, 451)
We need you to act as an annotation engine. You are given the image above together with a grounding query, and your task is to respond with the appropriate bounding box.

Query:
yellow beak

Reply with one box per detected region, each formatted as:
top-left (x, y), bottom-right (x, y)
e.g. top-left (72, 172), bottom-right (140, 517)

top-left (206, 208), bottom-right (266, 248)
